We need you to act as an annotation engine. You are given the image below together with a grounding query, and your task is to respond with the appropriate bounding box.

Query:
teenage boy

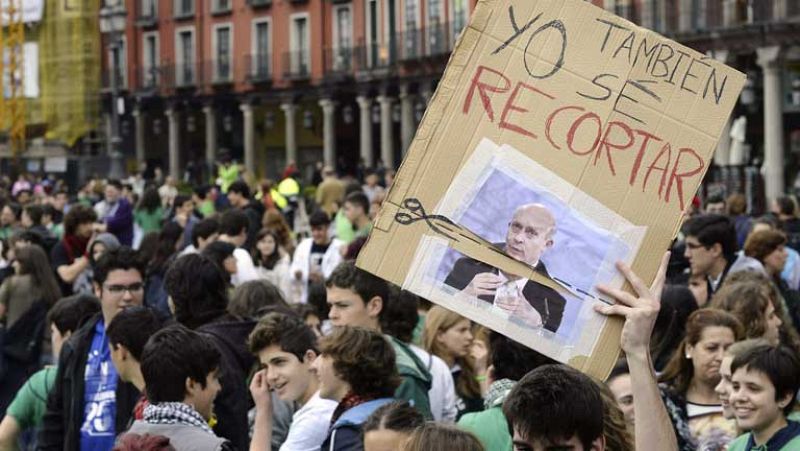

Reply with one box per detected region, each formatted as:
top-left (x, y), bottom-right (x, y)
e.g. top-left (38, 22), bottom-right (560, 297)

top-left (106, 306), bottom-right (163, 420)
top-left (172, 194), bottom-right (199, 250)
top-left (727, 345), bottom-right (800, 451)
top-left (326, 261), bottom-right (433, 419)
top-left (40, 247), bottom-right (144, 450)
top-left (180, 217), bottom-right (219, 256)
top-left (120, 324), bottom-right (233, 451)
top-left (683, 214), bottom-right (738, 295)
top-left (291, 211), bottom-right (343, 302)
top-left (0, 294), bottom-right (100, 449)
top-left (247, 313), bottom-right (337, 451)
top-left (227, 180), bottom-right (264, 251)
top-left (343, 192), bottom-right (371, 241)
top-left (312, 326), bottom-right (400, 451)
top-left (458, 332), bottom-right (556, 450)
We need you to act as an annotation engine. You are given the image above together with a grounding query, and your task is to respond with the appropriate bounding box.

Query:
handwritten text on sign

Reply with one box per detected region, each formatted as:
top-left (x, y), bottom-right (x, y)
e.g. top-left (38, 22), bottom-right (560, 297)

top-left (462, 6), bottom-right (732, 212)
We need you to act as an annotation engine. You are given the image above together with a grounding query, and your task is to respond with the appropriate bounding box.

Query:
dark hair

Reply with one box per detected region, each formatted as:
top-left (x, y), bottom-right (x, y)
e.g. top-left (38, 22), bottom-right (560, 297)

top-left (503, 364), bottom-right (604, 449)
top-left (307, 281), bottom-right (329, 320)
top-left (107, 306), bottom-right (162, 361)
top-left (744, 230), bottom-right (787, 262)
top-left (148, 222), bottom-right (183, 274)
top-left (326, 261), bottom-right (389, 320)
top-left (292, 303), bottom-right (320, 323)
top-left (731, 345), bottom-right (800, 416)
top-left (489, 331), bottom-right (556, 381)
top-left (683, 214), bottom-right (738, 259)
top-left (309, 211), bottom-right (331, 227)
top-left (248, 312), bottom-right (318, 360)
top-left (94, 247), bottom-right (144, 288)
top-left (15, 244), bottom-right (62, 306)
top-left (173, 194), bottom-right (191, 210)
top-left (192, 218), bottom-right (219, 248)
top-left (140, 324), bottom-right (221, 404)
top-left (252, 229), bottom-right (281, 270)
top-left (651, 285), bottom-right (699, 372)
top-left (219, 209), bottom-right (249, 236)
top-left (754, 215), bottom-right (780, 230)
top-left (47, 293), bottom-right (101, 335)
top-left (41, 204), bottom-right (56, 219)
top-left (228, 181), bottom-right (251, 199)
top-left (344, 192), bottom-right (369, 215)
top-left (363, 401), bottom-right (424, 434)
top-left (106, 179), bottom-right (124, 191)
top-left (775, 196), bottom-right (797, 216)
top-left (137, 187), bottom-right (162, 214)
top-left (380, 288), bottom-right (418, 343)
top-left (659, 308), bottom-right (744, 394)
top-left (24, 204), bottom-right (44, 225)
top-left (63, 205), bottom-right (98, 236)
top-left (229, 280), bottom-right (291, 320)
top-left (193, 185), bottom-right (210, 200)
top-left (2, 202), bottom-right (21, 222)
top-left (318, 326), bottom-right (400, 398)
top-left (706, 195), bottom-right (725, 206)
top-left (608, 358), bottom-right (630, 381)
top-left (164, 253), bottom-right (229, 329)
top-left (201, 241), bottom-right (236, 279)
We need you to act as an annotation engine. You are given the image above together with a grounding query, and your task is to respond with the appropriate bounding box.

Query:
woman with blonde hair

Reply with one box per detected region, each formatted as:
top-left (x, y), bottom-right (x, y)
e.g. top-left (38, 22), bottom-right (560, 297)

top-left (658, 308), bottom-right (744, 451)
top-left (422, 306), bottom-right (484, 419)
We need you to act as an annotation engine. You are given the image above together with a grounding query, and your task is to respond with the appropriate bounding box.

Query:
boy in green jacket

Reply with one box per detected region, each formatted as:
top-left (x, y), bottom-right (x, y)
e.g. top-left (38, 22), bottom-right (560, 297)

top-left (727, 345), bottom-right (800, 451)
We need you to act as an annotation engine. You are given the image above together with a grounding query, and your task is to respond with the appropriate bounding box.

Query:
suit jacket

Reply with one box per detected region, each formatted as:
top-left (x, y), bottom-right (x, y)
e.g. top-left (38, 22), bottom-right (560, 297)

top-left (444, 254), bottom-right (566, 333)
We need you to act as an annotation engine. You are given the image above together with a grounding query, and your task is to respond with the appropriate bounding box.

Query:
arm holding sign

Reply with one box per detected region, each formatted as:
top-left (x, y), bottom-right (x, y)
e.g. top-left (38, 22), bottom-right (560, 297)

top-left (595, 252), bottom-right (679, 451)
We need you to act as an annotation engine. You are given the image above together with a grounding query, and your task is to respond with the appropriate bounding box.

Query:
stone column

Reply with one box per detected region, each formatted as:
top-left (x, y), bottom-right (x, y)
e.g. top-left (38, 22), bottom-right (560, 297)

top-left (356, 95), bottom-right (373, 167)
top-left (165, 107), bottom-right (181, 180)
top-left (280, 102), bottom-right (298, 165)
top-left (399, 84), bottom-right (415, 156)
top-left (132, 107), bottom-right (146, 165)
top-left (240, 103), bottom-right (255, 175)
top-left (203, 105), bottom-right (217, 175)
top-left (708, 50), bottom-right (732, 167)
top-left (319, 98), bottom-right (337, 167)
top-left (377, 95), bottom-right (394, 168)
top-left (757, 46), bottom-right (784, 201)
top-left (679, 0), bottom-right (693, 31)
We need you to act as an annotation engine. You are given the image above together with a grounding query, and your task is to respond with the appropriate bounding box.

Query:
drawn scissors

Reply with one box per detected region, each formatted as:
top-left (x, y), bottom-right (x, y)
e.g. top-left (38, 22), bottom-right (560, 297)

top-left (394, 197), bottom-right (459, 241)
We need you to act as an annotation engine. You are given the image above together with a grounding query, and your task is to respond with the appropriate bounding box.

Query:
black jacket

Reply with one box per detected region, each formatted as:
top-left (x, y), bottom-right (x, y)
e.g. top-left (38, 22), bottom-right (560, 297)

top-left (38, 313), bottom-right (140, 451)
top-left (198, 316), bottom-right (257, 451)
top-left (241, 201), bottom-right (265, 252)
top-left (444, 254), bottom-right (566, 333)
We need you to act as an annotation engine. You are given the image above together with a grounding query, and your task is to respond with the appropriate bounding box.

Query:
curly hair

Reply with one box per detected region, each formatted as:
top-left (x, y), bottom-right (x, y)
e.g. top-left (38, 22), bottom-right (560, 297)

top-left (248, 312), bottom-right (318, 359)
top-left (744, 230), bottom-right (787, 262)
top-left (230, 280), bottom-right (291, 320)
top-left (318, 326), bottom-right (400, 399)
top-left (711, 280), bottom-right (773, 340)
top-left (63, 204), bottom-right (97, 236)
top-left (164, 253), bottom-right (228, 329)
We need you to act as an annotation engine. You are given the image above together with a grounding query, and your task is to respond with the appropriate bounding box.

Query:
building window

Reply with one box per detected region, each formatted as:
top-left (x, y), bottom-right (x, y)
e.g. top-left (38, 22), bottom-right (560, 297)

top-left (214, 25), bottom-right (232, 81)
top-left (252, 20), bottom-right (271, 79)
top-left (404, 0), bottom-right (419, 58)
top-left (142, 33), bottom-right (159, 87)
top-left (427, 0), bottom-right (445, 55)
top-left (366, 0), bottom-right (379, 66)
top-left (176, 28), bottom-right (195, 86)
top-left (450, 0), bottom-right (468, 41)
top-left (333, 5), bottom-right (352, 71)
top-left (212, 0), bottom-right (231, 13)
top-left (290, 14), bottom-right (310, 76)
top-left (174, 0), bottom-right (193, 17)
top-left (141, 0), bottom-right (157, 18)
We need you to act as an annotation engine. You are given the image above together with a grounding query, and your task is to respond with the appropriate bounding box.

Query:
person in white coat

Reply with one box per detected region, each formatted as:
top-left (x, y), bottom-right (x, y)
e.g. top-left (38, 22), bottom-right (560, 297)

top-left (291, 211), bottom-right (343, 303)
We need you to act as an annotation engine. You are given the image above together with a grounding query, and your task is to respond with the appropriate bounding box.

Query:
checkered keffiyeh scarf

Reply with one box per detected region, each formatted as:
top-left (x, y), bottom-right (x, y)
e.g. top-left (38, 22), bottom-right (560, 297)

top-left (143, 402), bottom-right (215, 436)
top-left (484, 378), bottom-right (516, 410)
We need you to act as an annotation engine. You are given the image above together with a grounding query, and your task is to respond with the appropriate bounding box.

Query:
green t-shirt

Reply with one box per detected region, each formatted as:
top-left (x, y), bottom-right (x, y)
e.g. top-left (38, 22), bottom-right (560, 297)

top-left (134, 207), bottom-right (164, 234)
top-left (458, 407), bottom-right (512, 451)
top-left (335, 209), bottom-right (356, 244)
top-left (198, 200), bottom-right (216, 218)
top-left (727, 418), bottom-right (800, 451)
top-left (7, 366), bottom-right (57, 430)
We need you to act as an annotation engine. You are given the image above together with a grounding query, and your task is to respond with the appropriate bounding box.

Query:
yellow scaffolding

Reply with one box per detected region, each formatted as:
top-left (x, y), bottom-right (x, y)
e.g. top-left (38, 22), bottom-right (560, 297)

top-left (1, 0), bottom-right (25, 158)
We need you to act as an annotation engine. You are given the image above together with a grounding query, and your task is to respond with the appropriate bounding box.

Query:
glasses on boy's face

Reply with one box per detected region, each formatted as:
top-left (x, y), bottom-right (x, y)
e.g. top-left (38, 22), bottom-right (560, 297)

top-left (103, 282), bottom-right (144, 296)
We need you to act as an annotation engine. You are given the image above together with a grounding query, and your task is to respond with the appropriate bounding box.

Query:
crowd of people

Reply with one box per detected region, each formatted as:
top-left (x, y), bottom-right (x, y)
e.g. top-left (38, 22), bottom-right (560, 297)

top-left (0, 164), bottom-right (797, 451)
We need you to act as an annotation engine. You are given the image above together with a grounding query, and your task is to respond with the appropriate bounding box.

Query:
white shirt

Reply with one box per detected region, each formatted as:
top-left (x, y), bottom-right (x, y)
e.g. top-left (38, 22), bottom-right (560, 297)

top-left (279, 391), bottom-right (337, 451)
top-left (410, 344), bottom-right (458, 422)
top-left (231, 248), bottom-right (259, 286)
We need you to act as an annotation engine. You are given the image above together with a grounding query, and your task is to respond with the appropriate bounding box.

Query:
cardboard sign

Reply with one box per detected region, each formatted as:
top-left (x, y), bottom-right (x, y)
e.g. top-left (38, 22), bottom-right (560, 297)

top-left (356, 0), bottom-right (745, 379)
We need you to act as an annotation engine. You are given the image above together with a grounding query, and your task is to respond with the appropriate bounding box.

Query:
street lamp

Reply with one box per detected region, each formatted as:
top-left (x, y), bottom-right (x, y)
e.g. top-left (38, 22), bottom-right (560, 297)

top-left (99, 0), bottom-right (128, 179)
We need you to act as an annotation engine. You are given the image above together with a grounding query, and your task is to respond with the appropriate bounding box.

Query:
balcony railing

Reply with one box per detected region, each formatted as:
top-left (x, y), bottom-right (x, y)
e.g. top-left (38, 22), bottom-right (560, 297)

top-left (324, 47), bottom-right (353, 76)
top-left (136, 0), bottom-right (158, 26)
top-left (246, 0), bottom-right (271, 7)
top-left (246, 53), bottom-right (272, 82)
top-left (167, 63), bottom-right (196, 88)
top-left (208, 58), bottom-right (233, 84)
top-left (282, 51), bottom-right (311, 80)
top-left (101, 69), bottom-right (127, 90)
top-left (173, 0), bottom-right (195, 19)
top-left (135, 66), bottom-right (161, 91)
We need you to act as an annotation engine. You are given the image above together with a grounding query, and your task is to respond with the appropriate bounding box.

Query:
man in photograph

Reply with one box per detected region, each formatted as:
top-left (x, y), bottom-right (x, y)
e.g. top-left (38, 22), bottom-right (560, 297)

top-left (444, 203), bottom-right (566, 332)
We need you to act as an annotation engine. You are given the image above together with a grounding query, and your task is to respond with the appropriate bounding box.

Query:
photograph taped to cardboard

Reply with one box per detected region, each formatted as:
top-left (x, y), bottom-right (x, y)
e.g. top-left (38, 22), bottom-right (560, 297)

top-left (403, 138), bottom-right (647, 361)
